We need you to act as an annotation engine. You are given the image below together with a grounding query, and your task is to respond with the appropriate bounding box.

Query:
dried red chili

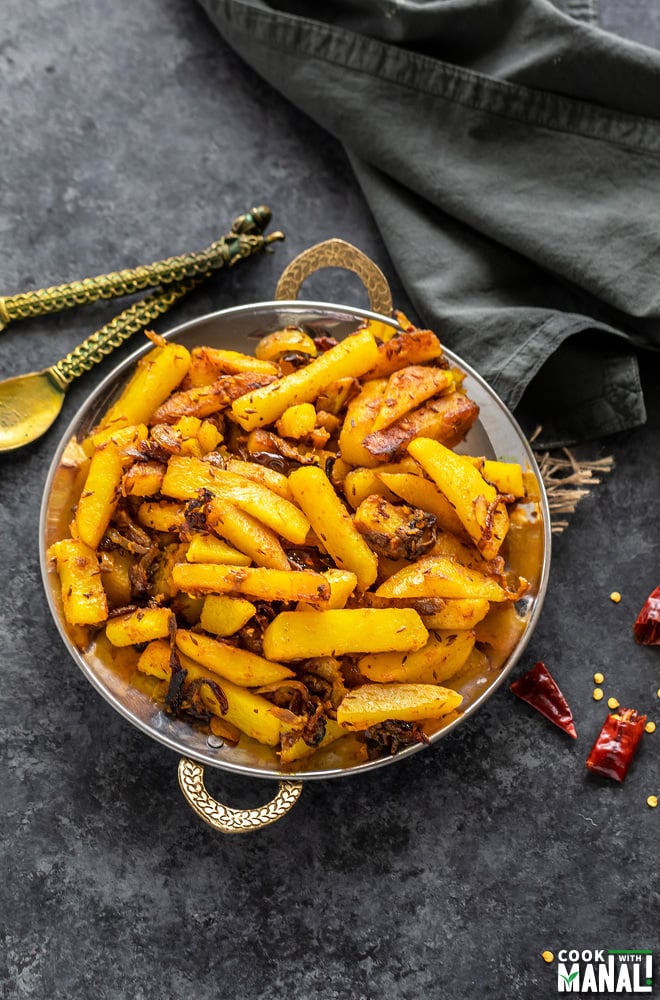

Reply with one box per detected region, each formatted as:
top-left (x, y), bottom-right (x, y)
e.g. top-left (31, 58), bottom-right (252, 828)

top-left (510, 661), bottom-right (577, 738)
top-left (586, 708), bottom-right (647, 782)
top-left (633, 587), bottom-right (660, 645)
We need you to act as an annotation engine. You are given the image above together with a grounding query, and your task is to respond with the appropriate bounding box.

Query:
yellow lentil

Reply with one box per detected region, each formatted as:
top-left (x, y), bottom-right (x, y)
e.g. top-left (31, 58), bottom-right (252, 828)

top-left (645, 721), bottom-right (656, 734)
top-left (647, 795), bottom-right (658, 809)
top-left (609, 591), bottom-right (621, 603)
top-left (593, 688), bottom-right (604, 701)
top-left (607, 697), bottom-right (620, 710)
top-left (542, 951), bottom-right (554, 964)
top-left (594, 672), bottom-right (605, 685)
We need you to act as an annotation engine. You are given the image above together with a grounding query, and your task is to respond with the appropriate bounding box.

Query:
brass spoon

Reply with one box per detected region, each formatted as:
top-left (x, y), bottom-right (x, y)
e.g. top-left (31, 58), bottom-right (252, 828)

top-left (0, 282), bottom-right (195, 452)
top-left (0, 226), bottom-right (284, 452)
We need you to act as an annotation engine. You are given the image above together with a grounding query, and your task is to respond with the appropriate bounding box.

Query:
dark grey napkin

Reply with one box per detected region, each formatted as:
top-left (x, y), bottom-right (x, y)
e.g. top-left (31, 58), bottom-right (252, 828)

top-left (198, 0), bottom-right (660, 445)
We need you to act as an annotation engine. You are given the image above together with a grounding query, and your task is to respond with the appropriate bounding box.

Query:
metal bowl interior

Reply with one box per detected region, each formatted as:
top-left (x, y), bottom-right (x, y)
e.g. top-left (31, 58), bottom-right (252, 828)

top-left (40, 301), bottom-right (551, 781)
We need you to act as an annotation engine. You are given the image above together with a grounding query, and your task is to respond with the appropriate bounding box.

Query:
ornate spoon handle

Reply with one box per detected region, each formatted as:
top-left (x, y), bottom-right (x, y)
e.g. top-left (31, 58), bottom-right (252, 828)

top-left (0, 206), bottom-right (282, 330)
top-left (47, 282), bottom-right (200, 389)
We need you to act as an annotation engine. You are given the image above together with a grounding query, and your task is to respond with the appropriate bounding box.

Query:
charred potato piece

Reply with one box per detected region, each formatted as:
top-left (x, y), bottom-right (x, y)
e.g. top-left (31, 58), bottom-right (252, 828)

top-left (353, 495), bottom-right (437, 561)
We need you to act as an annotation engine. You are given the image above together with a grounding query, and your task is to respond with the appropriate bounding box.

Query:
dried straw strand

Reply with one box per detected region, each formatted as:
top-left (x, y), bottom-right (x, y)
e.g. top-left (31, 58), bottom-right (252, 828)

top-left (530, 428), bottom-right (614, 533)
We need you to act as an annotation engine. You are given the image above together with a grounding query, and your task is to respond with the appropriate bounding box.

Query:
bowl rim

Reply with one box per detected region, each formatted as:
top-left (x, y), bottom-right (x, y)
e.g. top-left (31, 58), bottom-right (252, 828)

top-left (39, 298), bottom-right (552, 781)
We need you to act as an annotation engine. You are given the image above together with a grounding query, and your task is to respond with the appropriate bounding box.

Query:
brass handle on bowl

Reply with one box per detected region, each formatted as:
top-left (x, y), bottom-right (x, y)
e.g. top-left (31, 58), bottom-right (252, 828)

top-left (275, 238), bottom-right (393, 316)
top-left (177, 758), bottom-right (303, 834)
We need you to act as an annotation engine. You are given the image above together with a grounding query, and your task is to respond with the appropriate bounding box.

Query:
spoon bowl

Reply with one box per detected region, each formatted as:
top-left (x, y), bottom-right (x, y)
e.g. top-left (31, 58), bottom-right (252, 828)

top-left (0, 369), bottom-right (65, 451)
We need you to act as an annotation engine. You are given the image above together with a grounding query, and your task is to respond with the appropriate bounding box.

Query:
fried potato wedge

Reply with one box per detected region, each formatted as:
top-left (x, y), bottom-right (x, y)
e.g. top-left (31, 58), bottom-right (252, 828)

top-left (363, 328), bottom-right (443, 380)
top-left (224, 459), bottom-right (293, 500)
top-left (232, 327), bottom-right (379, 431)
top-left (122, 460), bottom-right (166, 498)
top-left (199, 595), bottom-right (256, 636)
top-left (343, 467), bottom-right (398, 510)
top-left (353, 495), bottom-right (437, 561)
top-left (48, 538), bottom-right (108, 626)
top-left (95, 338), bottom-right (190, 433)
top-left (172, 563), bottom-right (331, 603)
top-left (137, 501), bottom-right (186, 533)
top-left (185, 532), bottom-right (251, 566)
top-left (137, 640), bottom-right (285, 746)
top-left (106, 606), bottom-right (174, 647)
top-left (279, 718), bottom-right (346, 763)
top-left (378, 471), bottom-right (466, 538)
top-left (422, 598), bottom-right (491, 631)
top-left (176, 629), bottom-right (294, 685)
top-left (288, 465), bottom-right (378, 589)
top-left (358, 629), bottom-right (476, 684)
top-left (336, 682), bottom-right (462, 730)
top-left (187, 345), bottom-right (278, 385)
top-left (338, 377), bottom-right (388, 468)
top-left (75, 442), bottom-right (124, 549)
top-left (162, 455), bottom-right (310, 544)
top-left (363, 392), bottom-right (479, 461)
top-left (467, 457), bottom-right (525, 499)
top-left (262, 608), bottom-right (428, 661)
top-left (204, 497), bottom-right (291, 570)
top-left (376, 555), bottom-right (513, 601)
top-left (371, 366), bottom-right (455, 432)
top-left (408, 438), bottom-right (509, 560)
top-left (152, 372), bottom-right (275, 424)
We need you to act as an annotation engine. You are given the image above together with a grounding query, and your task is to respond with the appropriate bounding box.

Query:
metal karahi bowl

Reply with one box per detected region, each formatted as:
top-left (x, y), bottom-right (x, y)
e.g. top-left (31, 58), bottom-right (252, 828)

top-left (39, 242), bottom-right (551, 833)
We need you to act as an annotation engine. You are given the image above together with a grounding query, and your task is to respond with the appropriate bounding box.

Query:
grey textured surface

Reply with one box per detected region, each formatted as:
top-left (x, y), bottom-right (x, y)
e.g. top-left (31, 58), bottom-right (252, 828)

top-left (1, 2), bottom-right (659, 998)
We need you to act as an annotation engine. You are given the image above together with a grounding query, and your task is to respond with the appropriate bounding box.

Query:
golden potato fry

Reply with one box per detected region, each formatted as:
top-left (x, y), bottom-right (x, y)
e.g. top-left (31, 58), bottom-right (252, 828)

top-left (336, 682), bottom-right (462, 730)
top-left (48, 538), bottom-right (108, 626)
top-left (316, 376), bottom-right (360, 415)
top-left (343, 467), bottom-right (398, 510)
top-left (296, 569), bottom-right (358, 612)
top-left (288, 465), bottom-right (378, 590)
top-left (172, 563), bottom-right (331, 603)
top-left (376, 555), bottom-right (512, 601)
top-left (466, 457), bottom-right (525, 499)
top-left (176, 629), bottom-right (294, 685)
top-left (232, 327), bottom-right (379, 431)
top-left (75, 442), bottom-right (124, 549)
top-left (122, 460), bottom-right (166, 498)
top-left (151, 372), bottom-right (275, 424)
top-left (407, 437), bottom-right (509, 560)
top-left (187, 345), bottom-right (278, 385)
top-left (99, 549), bottom-right (134, 609)
top-left (378, 471), bottom-right (466, 538)
top-left (96, 338), bottom-right (191, 432)
top-left (363, 392), bottom-right (479, 461)
top-left (363, 328), bottom-right (443, 379)
top-left (199, 594), bottom-right (256, 636)
top-left (83, 421), bottom-right (149, 458)
top-left (204, 497), bottom-right (291, 570)
top-left (338, 378), bottom-right (387, 468)
top-left (353, 495), bottom-right (437, 561)
top-left (185, 532), bottom-right (252, 566)
top-left (276, 402), bottom-right (317, 439)
top-left (262, 608), bottom-right (428, 661)
top-left (196, 419), bottom-right (223, 454)
top-left (422, 598), bottom-right (491, 631)
top-left (371, 366), bottom-right (454, 432)
top-left (137, 640), bottom-right (285, 746)
top-left (161, 455), bottom-right (310, 545)
top-left (106, 606), bottom-right (174, 647)
top-left (358, 629), bottom-right (475, 684)
top-left (224, 459), bottom-right (293, 500)
top-left (137, 501), bottom-right (186, 533)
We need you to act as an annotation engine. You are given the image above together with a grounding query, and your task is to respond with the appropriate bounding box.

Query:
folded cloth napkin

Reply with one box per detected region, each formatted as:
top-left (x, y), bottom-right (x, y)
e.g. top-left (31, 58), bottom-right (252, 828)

top-left (198, 0), bottom-right (660, 445)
